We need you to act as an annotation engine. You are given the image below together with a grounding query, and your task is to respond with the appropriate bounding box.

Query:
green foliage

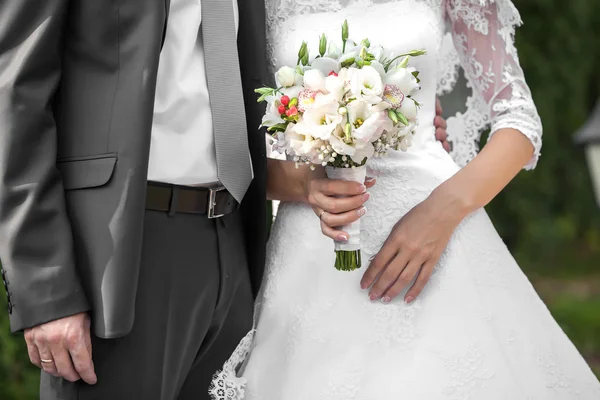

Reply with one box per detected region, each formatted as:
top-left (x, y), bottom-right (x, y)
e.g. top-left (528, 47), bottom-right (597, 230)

top-left (1, 1), bottom-right (600, 398)
top-left (0, 291), bottom-right (40, 399)
top-left (485, 0), bottom-right (600, 277)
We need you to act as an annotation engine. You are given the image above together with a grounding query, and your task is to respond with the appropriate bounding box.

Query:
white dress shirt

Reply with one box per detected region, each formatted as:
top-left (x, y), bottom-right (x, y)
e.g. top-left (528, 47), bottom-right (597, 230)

top-left (147, 0), bottom-right (239, 185)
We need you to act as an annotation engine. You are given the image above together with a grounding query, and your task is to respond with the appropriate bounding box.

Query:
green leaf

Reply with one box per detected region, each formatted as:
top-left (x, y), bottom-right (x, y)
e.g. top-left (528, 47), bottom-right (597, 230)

top-left (412, 70), bottom-right (421, 83)
top-left (267, 123), bottom-right (288, 133)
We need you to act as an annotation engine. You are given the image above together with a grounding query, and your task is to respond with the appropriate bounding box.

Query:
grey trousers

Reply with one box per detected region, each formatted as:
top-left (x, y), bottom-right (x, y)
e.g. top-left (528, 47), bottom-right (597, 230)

top-left (40, 209), bottom-right (254, 400)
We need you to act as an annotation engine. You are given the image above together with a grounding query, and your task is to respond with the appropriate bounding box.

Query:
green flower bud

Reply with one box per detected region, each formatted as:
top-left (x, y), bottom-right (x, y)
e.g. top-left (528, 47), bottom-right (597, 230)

top-left (319, 34), bottom-right (327, 57)
top-left (359, 47), bottom-right (368, 61)
top-left (344, 122), bottom-right (352, 140)
top-left (356, 58), bottom-right (365, 68)
top-left (388, 109), bottom-right (399, 125)
top-left (297, 42), bottom-right (308, 65)
top-left (360, 38), bottom-right (371, 48)
top-left (342, 20), bottom-right (349, 42)
top-left (341, 57), bottom-right (355, 68)
top-left (289, 97), bottom-right (298, 107)
top-left (301, 51), bottom-right (309, 66)
top-left (398, 56), bottom-right (410, 68)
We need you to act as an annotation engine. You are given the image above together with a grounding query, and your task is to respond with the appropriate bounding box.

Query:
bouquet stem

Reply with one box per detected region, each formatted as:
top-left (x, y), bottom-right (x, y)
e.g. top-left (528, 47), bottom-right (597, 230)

top-left (334, 250), bottom-right (362, 272)
top-left (325, 165), bottom-right (368, 272)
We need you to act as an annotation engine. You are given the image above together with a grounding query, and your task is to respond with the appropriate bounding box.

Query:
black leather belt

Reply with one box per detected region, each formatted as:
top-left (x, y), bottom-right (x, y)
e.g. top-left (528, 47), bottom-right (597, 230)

top-left (145, 182), bottom-right (238, 218)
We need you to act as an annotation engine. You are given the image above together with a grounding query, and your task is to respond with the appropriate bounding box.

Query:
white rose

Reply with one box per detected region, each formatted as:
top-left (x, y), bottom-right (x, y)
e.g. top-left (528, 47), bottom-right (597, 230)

top-left (349, 66), bottom-right (384, 104)
top-left (303, 69), bottom-right (327, 91)
top-left (398, 98), bottom-right (418, 121)
top-left (385, 66), bottom-right (420, 97)
top-left (294, 94), bottom-right (342, 140)
top-left (276, 66), bottom-right (297, 88)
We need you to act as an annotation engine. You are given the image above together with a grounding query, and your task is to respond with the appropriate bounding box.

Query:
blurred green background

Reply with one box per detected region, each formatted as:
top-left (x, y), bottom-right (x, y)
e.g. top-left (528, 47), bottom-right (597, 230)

top-left (1, 0), bottom-right (600, 398)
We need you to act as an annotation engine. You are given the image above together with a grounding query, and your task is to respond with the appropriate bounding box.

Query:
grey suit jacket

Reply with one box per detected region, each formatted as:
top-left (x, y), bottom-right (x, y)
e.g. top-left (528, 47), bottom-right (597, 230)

top-left (0, 0), bottom-right (269, 338)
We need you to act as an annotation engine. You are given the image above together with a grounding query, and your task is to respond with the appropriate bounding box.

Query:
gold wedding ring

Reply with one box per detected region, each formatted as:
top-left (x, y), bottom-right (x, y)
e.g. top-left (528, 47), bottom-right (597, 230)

top-left (40, 359), bottom-right (54, 364)
top-left (319, 210), bottom-right (326, 220)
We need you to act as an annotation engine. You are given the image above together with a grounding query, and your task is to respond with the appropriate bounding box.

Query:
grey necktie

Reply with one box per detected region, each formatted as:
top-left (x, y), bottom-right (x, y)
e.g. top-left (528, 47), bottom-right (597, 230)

top-left (201, 0), bottom-right (253, 203)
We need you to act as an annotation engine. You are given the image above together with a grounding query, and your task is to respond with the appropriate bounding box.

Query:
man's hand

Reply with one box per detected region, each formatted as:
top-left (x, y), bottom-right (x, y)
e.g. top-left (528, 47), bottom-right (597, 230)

top-left (435, 98), bottom-right (451, 153)
top-left (24, 312), bottom-right (97, 384)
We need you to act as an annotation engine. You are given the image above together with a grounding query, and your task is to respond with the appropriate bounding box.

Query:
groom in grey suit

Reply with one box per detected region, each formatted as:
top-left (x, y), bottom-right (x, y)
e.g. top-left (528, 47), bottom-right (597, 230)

top-left (0, 0), bottom-right (270, 398)
top-left (0, 0), bottom-right (450, 399)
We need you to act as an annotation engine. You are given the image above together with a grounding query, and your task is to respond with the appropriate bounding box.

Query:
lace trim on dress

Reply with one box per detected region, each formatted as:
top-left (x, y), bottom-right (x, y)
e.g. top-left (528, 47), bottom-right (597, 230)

top-left (209, 330), bottom-right (255, 400)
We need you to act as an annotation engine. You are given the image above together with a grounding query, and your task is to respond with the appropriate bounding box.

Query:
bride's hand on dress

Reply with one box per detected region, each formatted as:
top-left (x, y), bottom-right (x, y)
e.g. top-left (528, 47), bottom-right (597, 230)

top-left (360, 185), bottom-right (467, 304)
top-left (305, 168), bottom-right (376, 242)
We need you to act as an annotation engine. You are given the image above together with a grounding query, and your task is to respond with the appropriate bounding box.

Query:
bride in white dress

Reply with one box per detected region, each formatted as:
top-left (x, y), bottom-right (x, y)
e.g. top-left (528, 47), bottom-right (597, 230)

top-left (211, 0), bottom-right (600, 399)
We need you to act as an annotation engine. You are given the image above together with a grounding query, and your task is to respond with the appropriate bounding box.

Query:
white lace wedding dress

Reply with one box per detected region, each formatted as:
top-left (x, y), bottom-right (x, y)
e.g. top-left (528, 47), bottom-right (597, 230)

top-left (210, 1), bottom-right (600, 399)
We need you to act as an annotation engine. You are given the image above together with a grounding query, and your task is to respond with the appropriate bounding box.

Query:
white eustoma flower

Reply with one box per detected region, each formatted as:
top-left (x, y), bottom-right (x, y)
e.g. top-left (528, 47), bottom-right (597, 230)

top-left (328, 131), bottom-right (356, 157)
top-left (385, 65), bottom-right (420, 97)
top-left (303, 69), bottom-right (327, 91)
top-left (398, 97), bottom-right (418, 121)
top-left (311, 57), bottom-right (340, 77)
top-left (369, 60), bottom-right (386, 80)
top-left (327, 41), bottom-right (342, 59)
top-left (261, 96), bottom-right (285, 127)
top-left (275, 66), bottom-right (297, 88)
top-left (294, 94), bottom-right (343, 140)
top-left (347, 100), bottom-right (388, 143)
top-left (325, 74), bottom-right (347, 102)
top-left (351, 141), bottom-right (375, 164)
top-left (349, 66), bottom-right (384, 105)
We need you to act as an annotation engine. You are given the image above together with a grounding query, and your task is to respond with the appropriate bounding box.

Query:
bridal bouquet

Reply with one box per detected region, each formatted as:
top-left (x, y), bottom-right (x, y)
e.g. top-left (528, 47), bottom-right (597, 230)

top-left (256, 20), bottom-right (425, 271)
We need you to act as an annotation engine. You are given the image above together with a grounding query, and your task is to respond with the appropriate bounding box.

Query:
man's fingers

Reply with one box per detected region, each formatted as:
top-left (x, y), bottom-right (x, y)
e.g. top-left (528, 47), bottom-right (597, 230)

top-left (52, 348), bottom-right (81, 383)
top-left (36, 341), bottom-right (59, 376)
top-left (434, 116), bottom-right (447, 130)
top-left (26, 339), bottom-right (42, 368)
top-left (69, 340), bottom-right (97, 385)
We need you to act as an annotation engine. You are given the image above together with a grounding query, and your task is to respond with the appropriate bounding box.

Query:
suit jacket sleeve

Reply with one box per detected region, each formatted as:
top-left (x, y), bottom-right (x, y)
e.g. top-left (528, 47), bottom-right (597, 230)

top-left (0, 0), bottom-right (90, 332)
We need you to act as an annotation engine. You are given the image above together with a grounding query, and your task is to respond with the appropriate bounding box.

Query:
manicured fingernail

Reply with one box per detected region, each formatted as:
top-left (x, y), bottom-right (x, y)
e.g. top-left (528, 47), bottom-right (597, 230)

top-left (369, 294), bottom-right (378, 302)
top-left (365, 177), bottom-right (376, 183)
top-left (405, 296), bottom-right (414, 304)
top-left (381, 296), bottom-right (391, 304)
top-left (359, 184), bottom-right (366, 192)
top-left (337, 234), bottom-right (348, 242)
top-left (357, 207), bottom-right (367, 217)
top-left (360, 285), bottom-right (368, 291)
top-left (362, 192), bottom-right (370, 201)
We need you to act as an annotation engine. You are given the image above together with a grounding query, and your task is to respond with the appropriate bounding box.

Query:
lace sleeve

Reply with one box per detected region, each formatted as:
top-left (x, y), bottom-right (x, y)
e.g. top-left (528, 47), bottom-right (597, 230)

top-left (445, 0), bottom-right (542, 169)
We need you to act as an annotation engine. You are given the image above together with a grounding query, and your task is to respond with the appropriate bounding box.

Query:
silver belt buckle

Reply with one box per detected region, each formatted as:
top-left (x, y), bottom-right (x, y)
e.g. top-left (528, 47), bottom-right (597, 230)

top-left (207, 185), bottom-right (226, 219)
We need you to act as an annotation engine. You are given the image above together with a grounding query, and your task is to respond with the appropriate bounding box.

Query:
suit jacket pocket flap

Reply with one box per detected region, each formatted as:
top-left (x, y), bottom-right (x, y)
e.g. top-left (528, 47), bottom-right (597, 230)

top-left (58, 154), bottom-right (117, 190)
